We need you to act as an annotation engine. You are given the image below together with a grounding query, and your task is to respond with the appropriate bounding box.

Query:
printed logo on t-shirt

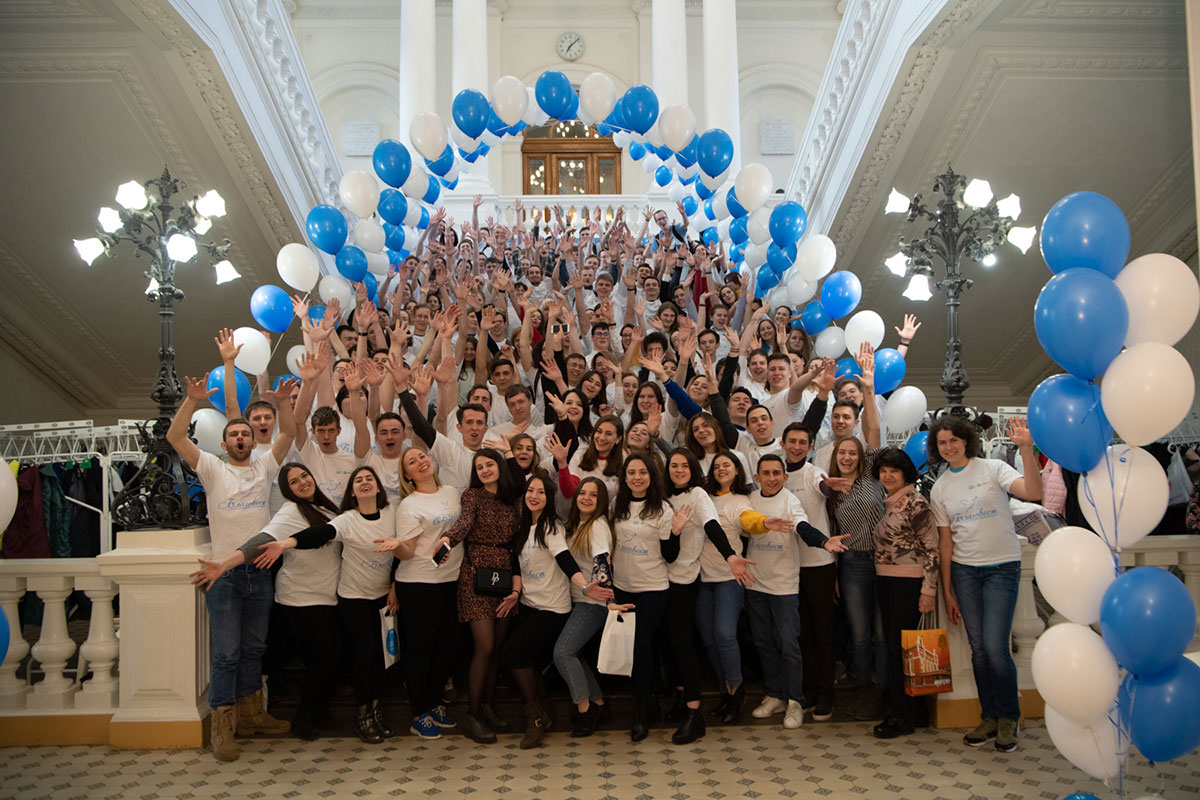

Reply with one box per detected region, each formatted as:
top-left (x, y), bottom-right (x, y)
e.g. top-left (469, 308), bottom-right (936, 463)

top-left (749, 539), bottom-right (784, 553)
top-left (616, 524), bottom-right (649, 556)
top-left (217, 497), bottom-right (267, 512)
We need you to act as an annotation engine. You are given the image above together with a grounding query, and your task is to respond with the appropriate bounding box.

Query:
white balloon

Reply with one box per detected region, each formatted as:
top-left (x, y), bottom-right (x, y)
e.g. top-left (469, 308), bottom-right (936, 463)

top-left (1034, 526), bottom-right (1116, 625)
top-left (786, 275), bottom-right (816, 307)
top-left (319, 274), bottom-right (355, 312)
top-left (700, 171), bottom-right (725, 191)
top-left (524, 86), bottom-right (549, 126)
top-left (642, 154), bottom-right (660, 173)
top-left (1044, 705), bottom-right (1124, 781)
top-left (0, 459), bottom-right (16, 533)
top-left (658, 103), bottom-right (697, 152)
top-left (338, 169), bottom-right (379, 219)
top-left (712, 191), bottom-right (729, 220)
top-left (579, 72), bottom-right (618, 126)
top-left (744, 243), bottom-right (768, 269)
top-left (735, 162), bottom-right (774, 212)
top-left (490, 75), bottom-right (528, 126)
top-left (285, 344), bottom-right (307, 377)
top-left (450, 125), bottom-right (480, 153)
top-left (679, 162), bottom-right (698, 179)
top-left (1031, 622), bottom-right (1120, 726)
top-left (843, 310), bottom-right (885, 353)
top-left (354, 218), bottom-right (385, 254)
top-left (191, 408), bottom-right (227, 456)
top-left (409, 111), bottom-right (448, 162)
top-left (1115, 253), bottom-right (1200, 347)
top-left (401, 168), bottom-right (428, 200)
top-left (1078, 445), bottom-right (1169, 549)
top-left (365, 251), bottom-right (389, 276)
top-left (646, 120), bottom-right (665, 149)
top-left (667, 183), bottom-right (686, 203)
top-left (613, 131), bottom-right (632, 149)
top-left (276, 243), bottom-right (319, 292)
top-left (748, 208), bottom-right (772, 245)
top-left (885, 386), bottom-right (927, 432)
top-left (1100, 342), bottom-right (1194, 446)
top-left (716, 218), bottom-right (732, 241)
top-left (403, 203), bottom-right (424, 228)
top-left (232, 327), bottom-right (271, 376)
top-left (813, 325), bottom-right (845, 359)
top-left (794, 234), bottom-right (837, 282)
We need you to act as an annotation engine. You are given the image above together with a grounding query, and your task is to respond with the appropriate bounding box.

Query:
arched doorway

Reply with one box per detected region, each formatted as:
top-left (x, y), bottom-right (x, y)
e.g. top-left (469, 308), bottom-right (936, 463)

top-left (521, 120), bottom-right (622, 195)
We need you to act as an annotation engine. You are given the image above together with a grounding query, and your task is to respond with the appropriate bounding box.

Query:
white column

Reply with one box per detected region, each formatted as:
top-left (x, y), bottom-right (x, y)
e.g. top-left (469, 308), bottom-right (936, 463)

top-left (26, 576), bottom-right (77, 710)
top-left (651, 0), bottom-right (689, 108)
top-left (447, 0), bottom-right (496, 210)
top-left (75, 576), bottom-right (119, 711)
top-left (0, 576), bottom-right (30, 709)
top-left (702, 0), bottom-right (742, 171)
top-left (399, 0), bottom-right (437, 149)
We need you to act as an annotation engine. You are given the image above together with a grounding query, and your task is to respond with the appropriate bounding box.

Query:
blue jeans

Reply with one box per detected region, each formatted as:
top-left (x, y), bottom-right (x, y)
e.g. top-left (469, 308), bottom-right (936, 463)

top-left (839, 550), bottom-right (886, 687)
top-left (696, 580), bottom-right (744, 692)
top-left (206, 565), bottom-right (274, 708)
top-left (952, 561), bottom-right (1021, 721)
top-left (553, 602), bottom-right (607, 704)
top-left (745, 590), bottom-right (804, 703)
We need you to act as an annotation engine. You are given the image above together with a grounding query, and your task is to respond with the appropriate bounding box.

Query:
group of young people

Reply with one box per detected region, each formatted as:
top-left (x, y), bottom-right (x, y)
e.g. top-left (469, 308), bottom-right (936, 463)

top-left (170, 199), bottom-right (1043, 762)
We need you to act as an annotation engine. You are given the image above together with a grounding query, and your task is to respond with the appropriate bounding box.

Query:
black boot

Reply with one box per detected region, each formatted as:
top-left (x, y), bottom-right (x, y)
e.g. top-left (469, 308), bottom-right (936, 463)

top-left (370, 699), bottom-right (393, 738)
top-left (664, 691), bottom-right (687, 724)
top-left (707, 692), bottom-right (731, 718)
top-left (721, 684), bottom-right (746, 724)
top-left (631, 701), bottom-right (650, 743)
top-left (570, 703), bottom-right (602, 738)
top-left (671, 707), bottom-right (706, 745)
top-left (292, 708), bottom-right (319, 742)
top-left (356, 704), bottom-right (384, 744)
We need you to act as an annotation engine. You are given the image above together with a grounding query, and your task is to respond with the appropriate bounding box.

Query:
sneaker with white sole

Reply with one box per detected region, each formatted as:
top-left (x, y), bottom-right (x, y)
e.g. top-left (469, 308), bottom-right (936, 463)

top-left (995, 718), bottom-right (1019, 752)
top-left (963, 717), bottom-right (997, 747)
top-left (410, 713), bottom-right (442, 740)
top-left (783, 700), bottom-right (805, 730)
top-left (751, 696), bottom-right (787, 719)
top-left (430, 705), bottom-right (457, 728)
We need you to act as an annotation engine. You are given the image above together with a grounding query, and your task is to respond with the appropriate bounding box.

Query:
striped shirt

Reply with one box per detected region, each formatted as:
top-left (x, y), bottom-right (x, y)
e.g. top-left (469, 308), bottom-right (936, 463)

top-left (828, 448), bottom-right (885, 552)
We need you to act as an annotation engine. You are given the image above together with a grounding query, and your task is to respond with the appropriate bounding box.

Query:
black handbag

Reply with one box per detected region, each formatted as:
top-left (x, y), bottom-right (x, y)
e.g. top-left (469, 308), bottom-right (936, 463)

top-left (475, 566), bottom-right (514, 596)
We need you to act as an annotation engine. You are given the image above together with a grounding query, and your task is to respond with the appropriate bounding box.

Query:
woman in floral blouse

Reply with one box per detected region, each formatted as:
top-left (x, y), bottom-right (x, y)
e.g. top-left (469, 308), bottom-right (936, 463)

top-left (871, 447), bottom-right (939, 739)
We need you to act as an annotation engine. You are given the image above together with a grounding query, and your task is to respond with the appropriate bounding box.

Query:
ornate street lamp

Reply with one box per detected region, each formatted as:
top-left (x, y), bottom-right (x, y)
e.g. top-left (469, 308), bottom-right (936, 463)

top-left (883, 165), bottom-right (1036, 414)
top-left (74, 167), bottom-right (240, 529)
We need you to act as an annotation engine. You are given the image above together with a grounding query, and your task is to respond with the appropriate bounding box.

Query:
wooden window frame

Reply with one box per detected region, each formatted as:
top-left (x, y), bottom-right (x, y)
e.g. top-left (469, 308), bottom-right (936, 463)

top-left (521, 135), bottom-right (621, 195)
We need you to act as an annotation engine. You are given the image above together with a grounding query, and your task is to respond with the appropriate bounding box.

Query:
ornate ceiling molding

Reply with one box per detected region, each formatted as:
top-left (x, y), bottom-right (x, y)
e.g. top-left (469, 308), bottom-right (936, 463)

top-left (0, 0), bottom-right (93, 19)
top-left (1014, 1), bottom-right (1183, 20)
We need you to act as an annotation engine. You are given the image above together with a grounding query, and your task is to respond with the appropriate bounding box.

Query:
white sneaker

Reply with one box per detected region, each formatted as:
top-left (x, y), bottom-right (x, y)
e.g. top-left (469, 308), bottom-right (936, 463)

top-left (783, 700), bottom-right (805, 730)
top-left (751, 696), bottom-right (786, 719)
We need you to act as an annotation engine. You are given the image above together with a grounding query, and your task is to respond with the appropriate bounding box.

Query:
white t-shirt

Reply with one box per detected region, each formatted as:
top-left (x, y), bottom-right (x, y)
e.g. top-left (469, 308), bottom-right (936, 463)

top-left (735, 433), bottom-right (784, 479)
top-left (328, 507), bottom-right (398, 600)
top-left (195, 451), bottom-right (278, 562)
top-left (262, 502), bottom-right (340, 607)
top-left (746, 488), bottom-right (805, 595)
top-left (612, 500), bottom-right (674, 593)
top-left (250, 441), bottom-right (286, 513)
top-left (931, 458), bottom-right (1023, 566)
top-left (362, 451), bottom-right (402, 499)
top-left (336, 411), bottom-right (375, 455)
top-left (431, 432), bottom-right (476, 490)
top-left (786, 462), bottom-right (834, 567)
top-left (518, 523), bottom-right (572, 614)
top-left (297, 439), bottom-right (359, 504)
top-left (698, 449), bottom-right (751, 480)
top-left (393, 486), bottom-right (463, 584)
top-left (763, 389), bottom-right (807, 440)
top-left (701, 492), bottom-right (752, 583)
top-left (665, 487), bottom-right (720, 585)
top-left (568, 517), bottom-right (613, 606)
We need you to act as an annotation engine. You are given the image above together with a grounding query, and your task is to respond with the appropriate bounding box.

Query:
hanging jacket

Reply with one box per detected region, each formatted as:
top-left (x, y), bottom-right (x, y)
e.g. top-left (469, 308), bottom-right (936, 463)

top-left (1, 466), bottom-right (52, 558)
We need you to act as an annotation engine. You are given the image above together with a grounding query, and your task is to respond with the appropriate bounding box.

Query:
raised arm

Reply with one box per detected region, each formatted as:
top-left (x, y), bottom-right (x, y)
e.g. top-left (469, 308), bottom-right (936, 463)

top-left (215, 328), bottom-right (242, 422)
top-left (346, 364), bottom-right (372, 460)
top-left (266, 377), bottom-right (299, 464)
top-left (166, 375), bottom-right (213, 469)
top-left (894, 313), bottom-right (921, 359)
top-left (1005, 418), bottom-right (1043, 502)
top-left (855, 344), bottom-right (880, 449)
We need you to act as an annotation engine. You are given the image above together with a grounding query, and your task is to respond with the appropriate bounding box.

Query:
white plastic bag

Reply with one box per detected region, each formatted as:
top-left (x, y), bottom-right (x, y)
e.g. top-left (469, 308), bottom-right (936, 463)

top-left (597, 609), bottom-right (636, 676)
top-left (380, 607), bottom-right (398, 669)
top-left (1167, 447), bottom-right (1191, 507)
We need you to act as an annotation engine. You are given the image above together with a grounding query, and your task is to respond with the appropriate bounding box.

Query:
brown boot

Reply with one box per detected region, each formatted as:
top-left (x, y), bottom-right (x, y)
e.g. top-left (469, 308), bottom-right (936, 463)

top-left (236, 690), bottom-right (291, 735)
top-left (520, 700), bottom-right (548, 750)
top-left (211, 705), bottom-right (239, 762)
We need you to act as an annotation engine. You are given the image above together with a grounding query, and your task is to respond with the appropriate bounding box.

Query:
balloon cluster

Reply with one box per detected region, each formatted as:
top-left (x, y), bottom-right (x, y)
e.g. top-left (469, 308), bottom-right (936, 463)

top-left (1027, 190), bottom-right (1200, 782)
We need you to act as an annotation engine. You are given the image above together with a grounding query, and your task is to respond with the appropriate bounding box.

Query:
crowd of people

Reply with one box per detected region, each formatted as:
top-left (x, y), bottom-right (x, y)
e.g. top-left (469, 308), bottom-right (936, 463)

top-left (172, 199), bottom-right (1043, 762)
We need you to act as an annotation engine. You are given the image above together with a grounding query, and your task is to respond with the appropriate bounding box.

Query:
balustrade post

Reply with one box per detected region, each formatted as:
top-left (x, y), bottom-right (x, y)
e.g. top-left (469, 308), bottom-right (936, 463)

top-left (74, 576), bottom-right (119, 711)
top-left (0, 575), bottom-right (30, 709)
top-left (25, 576), bottom-right (77, 709)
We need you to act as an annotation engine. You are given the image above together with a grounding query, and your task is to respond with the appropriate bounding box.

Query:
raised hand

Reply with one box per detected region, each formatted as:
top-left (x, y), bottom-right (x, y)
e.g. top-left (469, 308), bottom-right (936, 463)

top-left (297, 349), bottom-right (323, 382)
top-left (359, 358), bottom-right (386, 387)
top-left (387, 353), bottom-right (411, 392)
top-left (1007, 416), bottom-right (1033, 448)
top-left (855, 342), bottom-right (875, 391)
top-left (639, 355), bottom-right (666, 381)
top-left (814, 358), bottom-right (837, 394)
top-left (411, 364), bottom-right (433, 397)
top-left (540, 356), bottom-right (563, 384)
top-left (215, 328), bottom-right (241, 363)
top-left (544, 431), bottom-right (569, 464)
top-left (646, 404), bottom-right (662, 437)
top-left (677, 331), bottom-right (698, 366)
top-left (291, 294), bottom-right (310, 321)
top-left (473, 194), bottom-right (483, 209)
top-left (266, 377), bottom-right (299, 404)
top-left (545, 391), bottom-right (567, 421)
top-left (671, 504), bottom-right (693, 534)
top-left (433, 355), bottom-right (456, 385)
top-left (895, 313), bottom-right (922, 341)
top-left (185, 375), bottom-right (217, 401)
top-left (344, 363), bottom-right (366, 393)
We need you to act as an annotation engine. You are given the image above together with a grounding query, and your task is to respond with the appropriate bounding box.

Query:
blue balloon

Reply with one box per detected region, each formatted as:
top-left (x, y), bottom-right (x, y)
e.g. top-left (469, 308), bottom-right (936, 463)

top-left (372, 139), bottom-right (411, 188)
top-left (562, 92), bottom-right (579, 121)
top-left (801, 300), bottom-right (830, 334)
top-left (820, 270), bottom-right (862, 319)
top-left (486, 108), bottom-right (507, 137)
top-left (305, 204), bottom-right (347, 255)
top-left (250, 285), bottom-right (292, 333)
top-left (451, 88), bottom-right (490, 139)
top-left (696, 181), bottom-right (713, 201)
top-left (603, 105), bottom-right (628, 133)
top-left (1063, 795), bottom-right (1102, 800)
top-left (767, 242), bottom-right (796, 275)
top-left (1121, 657), bottom-right (1200, 763)
top-left (273, 374), bottom-right (300, 392)
top-left (421, 177), bottom-right (440, 206)
top-left (655, 165), bottom-right (673, 187)
top-left (440, 176), bottom-right (459, 191)
top-left (1041, 191), bottom-right (1131, 278)
top-left (681, 195), bottom-right (698, 217)
top-left (702, 227), bottom-right (720, 248)
top-left (462, 149), bottom-right (480, 163)
top-left (904, 431), bottom-right (930, 474)
top-left (1027, 374), bottom-right (1112, 473)
top-left (726, 188), bottom-right (747, 219)
top-left (620, 85), bottom-right (659, 135)
top-left (0, 603), bottom-right (9, 673)
top-left (679, 173), bottom-right (696, 186)
top-left (508, 120), bottom-right (528, 136)
top-left (676, 134), bottom-right (698, 166)
top-left (383, 222), bottom-right (406, 252)
top-left (1101, 567), bottom-right (1195, 676)
top-left (417, 207), bottom-right (430, 230)
top-left (835, 357), bottom-right (861, 380)
top-left (696, 128), bottom-right (734, 177)
top-left (757, 264), bottom-right (781, 291)
top-left (206, 365), bottom-right (251, 415)
top-left (628, 142), bottom-right (646, 161)
top-left (363, 272), bottom-right (378, 302)
top-left (596, 122), bottom-right (612, 136)
top-left (377, 188), bottom-right (408, 226)
top-left (874, 347), bottom-right (907, 394)
top-left (336, 245), bottom-right (368, 283)
top-left (1034, 268), bottom-right (1128, 380)
top-left (729, 215), bottom-right (749, 245)
top-left (535, 70), bottom-right (573, 119)
top-left (729, 243), bottom-right (745, 263)
top-left (770, 201), bottom-right (808, 248)
top-left (307, 305), bottom-right (326, 324)
top-left (425, 144), bottom-right (455, 177)
top-left (386, 249), bottom-right (408, 266)
top-left (703, 196), bottom-right (717, 221)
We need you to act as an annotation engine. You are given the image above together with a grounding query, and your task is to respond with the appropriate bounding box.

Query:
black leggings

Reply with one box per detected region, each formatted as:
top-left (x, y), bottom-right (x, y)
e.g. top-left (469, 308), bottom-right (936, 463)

top-left (878, 575), bottom-right (924, 725)
top-left (614, 586), bottom-right (670, 704)
top-left (337, 595), bottom-right (387, 707)
top-left (666, 580), bottom-right (702, 703)
top-left (282, 604), bottom-right (341, 718)
top-left (798, 563), bottom-right (837, 704)
top-left (396, 581), bottom-right (460, 718)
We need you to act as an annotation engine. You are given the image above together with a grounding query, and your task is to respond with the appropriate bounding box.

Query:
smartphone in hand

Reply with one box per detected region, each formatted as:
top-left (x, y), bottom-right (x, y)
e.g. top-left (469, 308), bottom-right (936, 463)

top-left (431, 542), bottom-right (451, 566)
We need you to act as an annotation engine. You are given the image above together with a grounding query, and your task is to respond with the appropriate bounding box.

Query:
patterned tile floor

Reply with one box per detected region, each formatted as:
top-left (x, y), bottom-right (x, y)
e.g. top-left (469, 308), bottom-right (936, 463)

top-left (2, 719), bottom-right (1197, 800)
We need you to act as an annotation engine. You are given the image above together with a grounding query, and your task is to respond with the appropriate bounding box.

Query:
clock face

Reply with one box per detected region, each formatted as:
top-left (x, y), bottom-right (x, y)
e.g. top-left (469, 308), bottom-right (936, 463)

top-left (556, 31), bottom-right (584, 62)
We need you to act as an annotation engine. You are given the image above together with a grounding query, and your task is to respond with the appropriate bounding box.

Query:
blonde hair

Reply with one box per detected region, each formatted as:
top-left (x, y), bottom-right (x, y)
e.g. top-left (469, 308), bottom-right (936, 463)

top-left (397, 445), bottom-right (443, 500)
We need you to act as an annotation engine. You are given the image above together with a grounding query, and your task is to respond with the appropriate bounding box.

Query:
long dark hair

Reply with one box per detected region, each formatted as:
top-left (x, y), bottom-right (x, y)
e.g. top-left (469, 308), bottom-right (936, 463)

top-left (665, 448), bottom-right (704, 495)
top-left (629, 381), bottom-right (665, 426)
top-left (338, 465), bottom-right (390, 513)
top-left (578, 414), bottom-right (624, 476)
top-left (277, 462), bottom-right (339, 527)
top-left (515, 474), bottom-right (561, 551)
top-left (613, 453), bottom-right (668, 522)
top-left (704, 450), bottom-right (753, 496)
top-left (562, 387), bottom-right (594, 439)
top-left (578, 369), bottom-right (608, 416)
top-left (566, 477), bottom-right (610, 558)
top-left (469, 447), bottom-right (521, 504)
top-left (685, 412), bottom-right (731, 459)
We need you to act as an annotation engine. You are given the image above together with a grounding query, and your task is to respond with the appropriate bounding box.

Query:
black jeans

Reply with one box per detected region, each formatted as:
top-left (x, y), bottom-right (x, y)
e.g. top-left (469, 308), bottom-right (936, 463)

top-left (337, 595), bottom-right (387, 707)
top-left (396, 581), bottom-right (460, 718)
top-left (798, 563), bottom-right (837, 704)
top-left (282, 604), bottom-right (341, 719)
top-left (614, 587), bottom-right (670, 704)
top-left (877, 575), bottom-right (923, 725)
top-left (666, 580), bottom-right (702, 703)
